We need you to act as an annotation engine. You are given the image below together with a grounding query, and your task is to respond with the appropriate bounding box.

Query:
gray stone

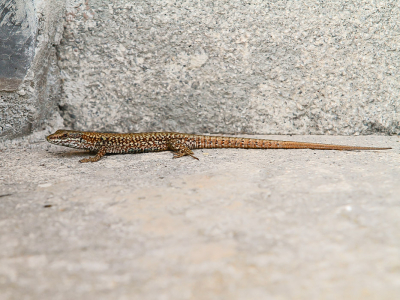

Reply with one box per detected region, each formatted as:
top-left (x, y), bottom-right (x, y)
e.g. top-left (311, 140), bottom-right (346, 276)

top-left (2, 0), bottom-right (400, 139)
top-left (0, 0), bottom-right (36, 91)
top-left (58, 0), bottom-right (400, 135)
top-left (0, 0), bottom-right (65, 139)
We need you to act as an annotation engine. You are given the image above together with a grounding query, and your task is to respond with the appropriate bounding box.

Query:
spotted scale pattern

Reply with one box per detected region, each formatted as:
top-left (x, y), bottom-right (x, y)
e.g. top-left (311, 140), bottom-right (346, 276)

top-left (46, 130), bottom-right (391, 163)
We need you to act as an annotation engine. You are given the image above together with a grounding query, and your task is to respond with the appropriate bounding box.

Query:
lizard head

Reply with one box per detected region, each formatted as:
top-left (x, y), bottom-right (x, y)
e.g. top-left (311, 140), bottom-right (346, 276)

top-left (46, 129), bottom-right (90, 149)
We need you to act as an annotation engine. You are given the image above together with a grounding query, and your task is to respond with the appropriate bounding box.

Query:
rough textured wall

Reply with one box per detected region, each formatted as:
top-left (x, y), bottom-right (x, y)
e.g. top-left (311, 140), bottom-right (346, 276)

top-left (0, 0), bottom-right (36, 91)
top-left (58, 0), bottom-right (400, 135)
top-left (0, 0), bottom-right (65, 139)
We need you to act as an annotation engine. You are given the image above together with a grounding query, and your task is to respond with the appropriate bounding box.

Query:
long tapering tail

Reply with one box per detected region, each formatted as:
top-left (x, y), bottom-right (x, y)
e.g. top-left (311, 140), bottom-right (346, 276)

top-left (193, 135), bottom-right (391, 151)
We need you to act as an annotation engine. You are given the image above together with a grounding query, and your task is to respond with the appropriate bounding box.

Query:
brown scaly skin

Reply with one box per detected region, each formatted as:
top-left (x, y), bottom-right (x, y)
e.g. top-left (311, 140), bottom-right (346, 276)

top-left (46, 129), bottom-right (391, 163)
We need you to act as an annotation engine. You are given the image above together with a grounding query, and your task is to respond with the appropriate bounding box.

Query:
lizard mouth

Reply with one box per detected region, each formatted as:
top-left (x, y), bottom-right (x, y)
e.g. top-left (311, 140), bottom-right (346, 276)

top-left (46, 135), bottom-right (60, 144)
top-left (46, 135), bottom-right (55, 143)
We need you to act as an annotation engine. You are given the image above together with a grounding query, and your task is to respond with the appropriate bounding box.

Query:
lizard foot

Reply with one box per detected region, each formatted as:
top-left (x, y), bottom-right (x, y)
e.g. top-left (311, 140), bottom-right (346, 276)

top-left (169, 139), bottom-right (199, 160)
top-left (79, 156), bottom-right (101, 163)
top-left (79, 146), bottom-right (107, 163)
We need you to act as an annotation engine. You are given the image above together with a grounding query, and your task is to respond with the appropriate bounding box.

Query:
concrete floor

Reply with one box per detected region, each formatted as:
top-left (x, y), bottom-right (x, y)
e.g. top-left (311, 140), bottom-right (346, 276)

top-left (1, 132), bottom-right (399, 300)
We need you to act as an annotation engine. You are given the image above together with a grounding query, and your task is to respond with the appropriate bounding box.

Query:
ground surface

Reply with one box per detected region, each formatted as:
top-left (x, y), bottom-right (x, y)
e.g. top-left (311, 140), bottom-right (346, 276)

top-left (1, 133), bottom-right (399, 300)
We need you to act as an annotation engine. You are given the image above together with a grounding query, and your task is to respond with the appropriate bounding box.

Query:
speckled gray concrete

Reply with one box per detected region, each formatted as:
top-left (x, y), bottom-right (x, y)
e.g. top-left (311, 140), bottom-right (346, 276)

top-left (59, 0), bottom-right (400, 135)
top-left (2, 0), bottom-right (400, 140)
top-left (1, 132), bottom-right (399, 299)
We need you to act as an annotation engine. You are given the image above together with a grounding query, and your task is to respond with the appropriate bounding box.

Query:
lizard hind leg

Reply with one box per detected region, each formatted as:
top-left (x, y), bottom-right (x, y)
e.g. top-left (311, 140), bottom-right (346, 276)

top-left (168, 139), bottom-right (199, 160)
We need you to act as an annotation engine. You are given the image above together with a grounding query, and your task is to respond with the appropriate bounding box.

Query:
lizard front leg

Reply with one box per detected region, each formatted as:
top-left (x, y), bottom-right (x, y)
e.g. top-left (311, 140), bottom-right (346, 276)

top-left (167, 139), bottom-right (199, 160)
top-left (79, 146), bottom-right (107, 163)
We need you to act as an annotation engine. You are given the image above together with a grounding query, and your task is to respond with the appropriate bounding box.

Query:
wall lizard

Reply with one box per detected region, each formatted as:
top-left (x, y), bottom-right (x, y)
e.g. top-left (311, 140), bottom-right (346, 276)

top-left (46, 130), bottom-right (391, 163)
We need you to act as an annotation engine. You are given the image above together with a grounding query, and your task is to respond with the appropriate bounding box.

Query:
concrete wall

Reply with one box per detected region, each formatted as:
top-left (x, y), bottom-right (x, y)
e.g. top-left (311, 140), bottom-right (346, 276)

top-left (0, 0), bottom-right (65, 139)
top-left (57, 0), bottom-right (400, 135)
top-left (1, 0), bottom-right (400, 139)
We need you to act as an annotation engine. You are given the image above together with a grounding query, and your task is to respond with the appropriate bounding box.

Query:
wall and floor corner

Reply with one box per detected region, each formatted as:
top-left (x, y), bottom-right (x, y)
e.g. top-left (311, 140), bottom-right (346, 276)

top-left (1, 0), bottom-right (399, 140)
top-left (1, 2), bottom-right (399, 299)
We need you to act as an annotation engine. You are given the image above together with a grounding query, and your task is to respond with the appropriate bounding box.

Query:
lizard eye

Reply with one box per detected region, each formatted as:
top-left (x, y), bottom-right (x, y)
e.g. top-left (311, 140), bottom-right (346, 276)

top-left (62, 133), bottom-right (68, 138)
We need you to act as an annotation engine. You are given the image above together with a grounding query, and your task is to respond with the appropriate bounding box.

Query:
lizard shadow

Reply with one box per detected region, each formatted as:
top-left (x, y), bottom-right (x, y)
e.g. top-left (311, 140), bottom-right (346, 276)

top-left (49, 150), bottom-right (94, 160)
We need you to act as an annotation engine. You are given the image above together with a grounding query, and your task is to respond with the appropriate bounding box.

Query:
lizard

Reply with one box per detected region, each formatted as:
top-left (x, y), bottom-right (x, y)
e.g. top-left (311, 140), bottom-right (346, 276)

top-left (46, 130), bottom-right (391, 163)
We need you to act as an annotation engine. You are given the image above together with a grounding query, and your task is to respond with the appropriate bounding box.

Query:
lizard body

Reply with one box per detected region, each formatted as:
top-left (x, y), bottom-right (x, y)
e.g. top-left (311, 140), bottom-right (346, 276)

top-left (46, 130), bottom-right (391, 163)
